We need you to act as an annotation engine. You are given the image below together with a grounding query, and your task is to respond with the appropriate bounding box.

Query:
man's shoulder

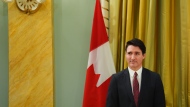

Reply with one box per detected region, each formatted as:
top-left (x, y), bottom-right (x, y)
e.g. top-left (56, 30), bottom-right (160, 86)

top-left (112, 68), bottom-right (128, 78)
top-left (143, 67), bottom-right (161, 77)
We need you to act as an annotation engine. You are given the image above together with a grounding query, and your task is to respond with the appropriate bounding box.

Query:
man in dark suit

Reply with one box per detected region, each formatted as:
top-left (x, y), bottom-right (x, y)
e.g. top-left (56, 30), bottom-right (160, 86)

top-left (106, 38), bottom-right (165, 107)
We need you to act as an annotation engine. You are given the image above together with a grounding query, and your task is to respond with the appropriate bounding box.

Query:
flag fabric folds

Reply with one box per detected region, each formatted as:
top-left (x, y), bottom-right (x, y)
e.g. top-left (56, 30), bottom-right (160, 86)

top-left (82, 0), bottom-right (116, 107)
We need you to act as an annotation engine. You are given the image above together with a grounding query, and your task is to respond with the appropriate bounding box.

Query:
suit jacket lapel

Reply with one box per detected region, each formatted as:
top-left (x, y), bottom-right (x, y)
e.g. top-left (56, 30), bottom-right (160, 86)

top-left (138, 68), bottom-right (147, 105)
top-left (124, 69), bottom-right (135, 103)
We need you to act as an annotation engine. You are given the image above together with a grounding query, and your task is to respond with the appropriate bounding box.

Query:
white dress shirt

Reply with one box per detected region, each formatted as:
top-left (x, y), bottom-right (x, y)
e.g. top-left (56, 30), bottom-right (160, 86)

top-left (128, 67), bottom-right (142, 93)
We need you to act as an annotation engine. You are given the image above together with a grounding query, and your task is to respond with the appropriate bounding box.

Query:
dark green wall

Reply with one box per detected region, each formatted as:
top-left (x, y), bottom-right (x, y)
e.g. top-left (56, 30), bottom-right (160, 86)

top-left (0, 2), bottom-right (8, 107)
top-left (53, 0), bottom-right (95, 106)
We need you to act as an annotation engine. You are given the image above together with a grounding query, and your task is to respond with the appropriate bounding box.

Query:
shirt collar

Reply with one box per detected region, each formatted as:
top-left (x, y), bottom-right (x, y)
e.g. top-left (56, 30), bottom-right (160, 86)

top-left (128, 67), bottom-right (142, 77)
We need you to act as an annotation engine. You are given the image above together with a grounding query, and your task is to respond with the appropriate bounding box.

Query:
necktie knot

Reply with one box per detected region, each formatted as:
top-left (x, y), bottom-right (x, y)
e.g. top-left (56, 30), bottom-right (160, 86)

top-left (134, 72), bottom-right (138, 77)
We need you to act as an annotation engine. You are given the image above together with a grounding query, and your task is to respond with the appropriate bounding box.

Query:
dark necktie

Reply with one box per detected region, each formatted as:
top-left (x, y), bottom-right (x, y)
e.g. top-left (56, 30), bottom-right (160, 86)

top-left (133, 72), bottom-right (139, 107)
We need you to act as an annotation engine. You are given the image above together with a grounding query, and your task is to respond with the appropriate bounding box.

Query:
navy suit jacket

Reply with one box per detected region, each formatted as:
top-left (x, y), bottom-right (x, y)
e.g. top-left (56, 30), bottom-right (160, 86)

top-left (106, 68), bottom-right (165, 107)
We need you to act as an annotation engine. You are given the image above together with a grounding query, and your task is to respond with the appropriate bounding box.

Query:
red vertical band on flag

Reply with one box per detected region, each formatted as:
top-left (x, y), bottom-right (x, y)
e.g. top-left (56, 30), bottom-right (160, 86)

top-left (90, 0), bottom-right (108, 51)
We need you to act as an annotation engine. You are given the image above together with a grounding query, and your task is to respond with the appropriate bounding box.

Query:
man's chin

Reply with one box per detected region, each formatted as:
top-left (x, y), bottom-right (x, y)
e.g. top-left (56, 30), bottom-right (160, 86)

top-left (129, 64), bottom-right (136, 67)
top-left (131, 64), bottom-right (139, 67)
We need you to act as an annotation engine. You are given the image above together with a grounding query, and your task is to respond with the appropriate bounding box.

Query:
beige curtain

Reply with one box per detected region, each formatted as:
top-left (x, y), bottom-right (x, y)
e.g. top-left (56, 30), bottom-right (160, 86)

top-left (109, 0), bottom-right (190, 107)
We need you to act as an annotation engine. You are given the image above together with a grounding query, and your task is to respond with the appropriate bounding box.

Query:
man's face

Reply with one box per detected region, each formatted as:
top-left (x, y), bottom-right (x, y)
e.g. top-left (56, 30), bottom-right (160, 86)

top-left (125, 45), bottom-right (145, 71)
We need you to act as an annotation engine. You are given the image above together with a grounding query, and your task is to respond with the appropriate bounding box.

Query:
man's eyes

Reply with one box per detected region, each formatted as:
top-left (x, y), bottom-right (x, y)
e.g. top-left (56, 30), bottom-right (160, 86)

top-left (127, 52), bottom-right (132, 55)
top-left (127, 52), bottom-right (140, 55)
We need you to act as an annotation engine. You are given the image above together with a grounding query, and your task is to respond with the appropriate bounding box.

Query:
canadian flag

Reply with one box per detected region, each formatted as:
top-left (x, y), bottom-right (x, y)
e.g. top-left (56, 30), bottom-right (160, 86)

top-left (82, 0), bottom-right (116, 107)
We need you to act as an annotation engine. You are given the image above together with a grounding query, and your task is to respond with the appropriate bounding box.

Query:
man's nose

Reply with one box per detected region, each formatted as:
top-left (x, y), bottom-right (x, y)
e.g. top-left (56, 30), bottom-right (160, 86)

top-left (131, 54), bottom-right (135, 59)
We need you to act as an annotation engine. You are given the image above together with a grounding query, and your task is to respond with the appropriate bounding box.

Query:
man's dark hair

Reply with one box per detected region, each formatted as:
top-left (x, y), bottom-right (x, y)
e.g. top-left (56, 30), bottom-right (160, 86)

top-left (125, 38), bottom-right (146, 54)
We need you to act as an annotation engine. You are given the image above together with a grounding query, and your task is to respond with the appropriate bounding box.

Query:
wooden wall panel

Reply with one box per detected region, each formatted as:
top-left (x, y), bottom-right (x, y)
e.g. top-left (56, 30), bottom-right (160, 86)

top-left (8, 0), bottom-right (54, 107)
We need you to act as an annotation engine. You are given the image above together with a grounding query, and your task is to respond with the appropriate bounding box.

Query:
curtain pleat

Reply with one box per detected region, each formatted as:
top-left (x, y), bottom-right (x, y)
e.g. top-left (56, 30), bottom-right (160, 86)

top-left (109, 0), bottom-right (190, 106)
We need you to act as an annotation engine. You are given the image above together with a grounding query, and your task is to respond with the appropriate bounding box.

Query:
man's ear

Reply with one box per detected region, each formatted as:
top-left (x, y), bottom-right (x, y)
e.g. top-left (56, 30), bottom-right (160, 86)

top-left (143, 53), bottom-right (146, 59)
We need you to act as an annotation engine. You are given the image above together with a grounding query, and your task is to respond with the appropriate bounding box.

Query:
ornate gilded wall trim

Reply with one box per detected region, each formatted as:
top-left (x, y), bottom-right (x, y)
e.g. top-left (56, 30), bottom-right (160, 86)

top-left (1, 0), bottom-right (45, 14)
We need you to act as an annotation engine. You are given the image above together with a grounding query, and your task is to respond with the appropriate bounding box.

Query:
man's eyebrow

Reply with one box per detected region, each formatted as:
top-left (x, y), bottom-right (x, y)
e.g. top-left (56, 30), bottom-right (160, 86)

top-left (127, 51), bottom-right (140, 52)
